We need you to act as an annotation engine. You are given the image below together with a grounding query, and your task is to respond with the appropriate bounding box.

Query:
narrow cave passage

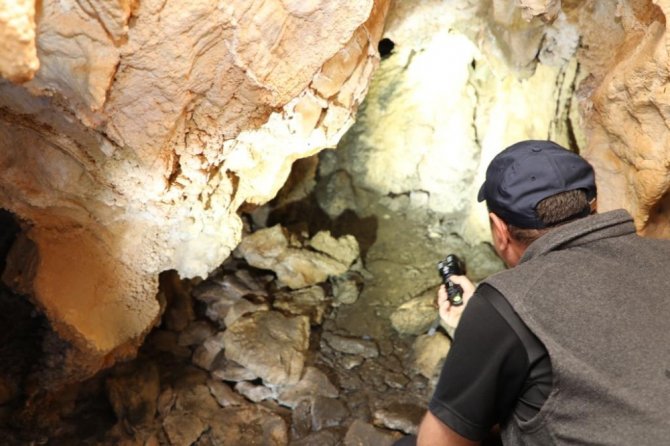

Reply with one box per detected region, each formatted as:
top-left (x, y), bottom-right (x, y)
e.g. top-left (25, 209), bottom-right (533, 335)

top-left (0, 210), bottom-right (45, 413)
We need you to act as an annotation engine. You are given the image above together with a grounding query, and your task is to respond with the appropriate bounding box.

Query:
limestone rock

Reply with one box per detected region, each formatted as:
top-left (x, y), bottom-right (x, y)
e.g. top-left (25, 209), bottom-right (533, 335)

top-left (311, 396), bottom-right (349, 431)
top-left (193, 277), bottom-right (268, 328)
top-left (157, 387), bottom-right (176, 418)
top-left (191, 332), bottom-right (226, 371)
top-left (273, 286), bottom-right (328, 325)
top-left (223, 311), bottom-right (310, 386)
top-left (207, 379), bottom-right (245, 407)
top-left (390, 290), bottom-right (437, 336)
top-left (223, 299), bottom-right (269, 327)
top-left (315, 170), bottom-right (358, 218)
top-left (106, 361), bottom-right (161, 428)
top-left (174, 383), bottom-right (221, 419)
top-left (163, 412), bottom-right (207, 446)
top-left (373, 401), bottom-right (425, 435)
top-left (172, 366), bottom-right (210, 392)
top-left (292, 429), bottom-right (343, 446)
top-left (0, 0), bottom-right (390, 386)
top-left (234, 381), bottom-right (275, 403)
top-left (277, 366), bottom-right (340, 409)
top-left (579, 1), bottom-right (670, 238)
top-left (340, 355), bottom-right (365, 370)
top-left (328, 0), bottom-right (583, 251)
top-left (210, 357), bottom-right (258, 383)
top-left (291, 399), bottom-right (314, 439)
top-left (411, 333), bottom-right (451, 379)
top-left (238, 225), bottom-right (359, 289)
top-left (0, 0), bottom-right (38, 82)
top-left (193, 277), bottom-right (249, 303)
top-left (538, 12), bottom-right (580, 67)
top-left (516, 0), bottom-right (562, 23)
top-left (178, 321), bottom-right (216, 347)
top-left (322, 332), bottom-right (379, 358)
top-left (202, 405), bottom-right (288, 446)
top-left (331, 274), bottom-right (362, 305)
top-left (309, 231), bottom-right (360, 265)
top-left (343, 419), bottom-right (401, 446)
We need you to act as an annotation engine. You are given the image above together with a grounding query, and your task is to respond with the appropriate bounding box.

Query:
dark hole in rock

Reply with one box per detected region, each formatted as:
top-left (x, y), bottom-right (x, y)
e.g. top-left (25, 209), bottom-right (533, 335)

top-left (378, 37), bottom-right (395, 58)
top-left (0, 210), bottom-right (47, 428)
top-left (0, 209), bottom-right (20, 274)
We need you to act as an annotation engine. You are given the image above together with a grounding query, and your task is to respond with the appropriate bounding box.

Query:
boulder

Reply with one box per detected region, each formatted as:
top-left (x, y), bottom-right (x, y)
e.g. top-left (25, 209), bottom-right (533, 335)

top-left (273, 286), bottom-right (328, 325)
top-left (237, 226), bottom-right (360, 289)
top-left (223, 311), bottom-right (310, 386)
top-left (322, 332), bottom-right (379, 358)
top-left (277, 366), bottom-right (339, 409)
top-left (343, 419), bottom-right (401, 446)
top-left (390, 289), bottom-right (437, 336)
top-left (411, 333), bottom-right (451, 380)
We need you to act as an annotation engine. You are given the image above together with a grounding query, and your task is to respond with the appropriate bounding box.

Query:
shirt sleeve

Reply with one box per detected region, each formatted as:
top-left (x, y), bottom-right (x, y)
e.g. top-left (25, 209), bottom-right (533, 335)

top-left (428, 284), bottom-right (529, 441)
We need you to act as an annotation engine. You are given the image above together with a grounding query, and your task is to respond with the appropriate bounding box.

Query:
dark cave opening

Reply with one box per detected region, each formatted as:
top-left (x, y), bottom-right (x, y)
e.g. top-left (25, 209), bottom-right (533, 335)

top-left (0, 210), bottom-right (46, 417)
top-left (378, 37), bottom-right (395, 58)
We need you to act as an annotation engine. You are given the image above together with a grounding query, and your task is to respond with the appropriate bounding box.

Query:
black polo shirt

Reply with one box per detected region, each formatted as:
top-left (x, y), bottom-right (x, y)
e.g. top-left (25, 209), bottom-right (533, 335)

top-left (428, 284), bottom-right (552, 441)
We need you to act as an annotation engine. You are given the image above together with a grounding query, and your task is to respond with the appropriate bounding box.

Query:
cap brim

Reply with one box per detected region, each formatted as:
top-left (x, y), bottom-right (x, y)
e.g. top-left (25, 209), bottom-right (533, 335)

top-left (477, 182), bottom-right (486, 202)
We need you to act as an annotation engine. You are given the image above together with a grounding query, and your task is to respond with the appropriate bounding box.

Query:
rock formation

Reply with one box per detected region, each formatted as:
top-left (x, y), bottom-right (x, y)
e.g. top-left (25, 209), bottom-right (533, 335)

top-left (3, 0), bottom-right (670, 411)
top-left (0, 0), bottom-right (38, 82)
top-left (0, 0), bottom-right (390, 386)
top-left (576, 1), bottom-right (670, 238)
top-left (514, 1), bottom-right (670, 238)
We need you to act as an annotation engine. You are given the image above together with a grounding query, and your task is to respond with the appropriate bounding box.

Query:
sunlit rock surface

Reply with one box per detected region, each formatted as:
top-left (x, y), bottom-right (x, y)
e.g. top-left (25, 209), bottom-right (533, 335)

top-left (324, 0), bottom-right (583, 250)
top-left (0, 0), bottom-right (390, 385)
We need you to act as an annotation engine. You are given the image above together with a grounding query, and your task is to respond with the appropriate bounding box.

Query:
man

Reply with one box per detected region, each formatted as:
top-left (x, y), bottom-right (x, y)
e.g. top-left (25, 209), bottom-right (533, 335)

top-left (415, 140), bottom-right (670, 445)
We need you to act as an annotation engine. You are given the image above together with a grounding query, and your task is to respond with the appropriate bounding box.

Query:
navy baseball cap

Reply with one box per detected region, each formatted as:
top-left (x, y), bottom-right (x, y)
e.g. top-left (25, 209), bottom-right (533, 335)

top-left (477, 140), bottom-right (596, 229)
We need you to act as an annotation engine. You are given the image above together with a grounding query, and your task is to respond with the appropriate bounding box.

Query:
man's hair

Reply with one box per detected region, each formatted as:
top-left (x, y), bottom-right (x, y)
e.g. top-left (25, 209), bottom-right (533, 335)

top-left (507, 189), bottom-right (592, 246)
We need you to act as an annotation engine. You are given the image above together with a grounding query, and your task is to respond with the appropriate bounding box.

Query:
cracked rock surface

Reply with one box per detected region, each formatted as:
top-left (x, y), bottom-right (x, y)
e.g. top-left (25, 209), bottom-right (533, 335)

top-left (0, 0), bottom-right (390, 386)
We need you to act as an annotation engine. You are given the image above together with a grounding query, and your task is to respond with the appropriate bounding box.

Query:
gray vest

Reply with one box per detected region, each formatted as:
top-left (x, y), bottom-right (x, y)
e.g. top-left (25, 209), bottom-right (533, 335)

top-left (485, 209), bottom-right (670, 445)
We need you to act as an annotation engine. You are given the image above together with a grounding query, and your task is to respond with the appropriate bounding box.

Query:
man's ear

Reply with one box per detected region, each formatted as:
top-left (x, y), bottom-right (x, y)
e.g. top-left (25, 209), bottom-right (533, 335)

top-left (489, 212), bottom-right (510, 250)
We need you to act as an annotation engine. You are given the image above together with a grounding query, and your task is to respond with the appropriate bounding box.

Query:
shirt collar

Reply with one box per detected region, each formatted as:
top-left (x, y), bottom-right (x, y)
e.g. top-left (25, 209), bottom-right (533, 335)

top-left (519, 209), bottom-right (636, 264)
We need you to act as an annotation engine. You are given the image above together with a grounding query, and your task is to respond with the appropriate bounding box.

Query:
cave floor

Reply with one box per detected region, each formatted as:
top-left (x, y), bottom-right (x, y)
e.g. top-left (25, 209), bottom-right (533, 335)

top-left (0, 196), bottom-right (502, 445)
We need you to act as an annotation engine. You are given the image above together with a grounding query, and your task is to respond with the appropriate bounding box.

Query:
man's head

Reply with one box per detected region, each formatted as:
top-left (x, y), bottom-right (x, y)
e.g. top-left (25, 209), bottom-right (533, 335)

top-left (478, 140), bottom-right (597, 266)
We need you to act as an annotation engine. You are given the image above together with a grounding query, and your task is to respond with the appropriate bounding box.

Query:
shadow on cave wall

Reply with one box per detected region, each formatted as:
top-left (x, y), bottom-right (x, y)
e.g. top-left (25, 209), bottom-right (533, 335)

top-left (266, 197), bottom-right (378, 260)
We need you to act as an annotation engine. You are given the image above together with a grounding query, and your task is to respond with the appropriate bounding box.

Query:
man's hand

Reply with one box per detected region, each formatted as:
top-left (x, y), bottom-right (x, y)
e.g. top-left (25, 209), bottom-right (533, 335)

top-left (437, 275), bottom-right (475, 337)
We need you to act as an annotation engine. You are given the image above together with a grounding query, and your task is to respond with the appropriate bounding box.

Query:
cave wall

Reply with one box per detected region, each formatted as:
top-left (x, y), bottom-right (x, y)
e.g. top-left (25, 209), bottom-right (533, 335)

top-left (2, 0), bottom-right (670, 390)
top-left (318, 0), bottom-right (670, 250)
top-left (0, 0), bottom-right (391, 386)
top-left (317, 0), bottom-right (584, 249)
top-left (578, 0), bottom-right (670, 238)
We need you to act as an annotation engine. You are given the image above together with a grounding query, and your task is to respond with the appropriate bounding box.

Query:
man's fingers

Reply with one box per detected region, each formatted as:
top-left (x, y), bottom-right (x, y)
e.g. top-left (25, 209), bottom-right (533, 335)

top-left (448, 274), bottom-right (476, 298)
top-left (437, 285), bottom-right (448, 305)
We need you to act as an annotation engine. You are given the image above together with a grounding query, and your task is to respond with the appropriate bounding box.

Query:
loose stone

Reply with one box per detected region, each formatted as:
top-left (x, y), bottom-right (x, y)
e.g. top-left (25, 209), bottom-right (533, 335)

top-left (322, 332), bottom-right (379, 358)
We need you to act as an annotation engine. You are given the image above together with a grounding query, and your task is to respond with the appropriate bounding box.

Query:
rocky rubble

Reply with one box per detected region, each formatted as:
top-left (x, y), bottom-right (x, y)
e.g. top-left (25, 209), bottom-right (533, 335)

top-left (0, 223), bottom-right (452, 445)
